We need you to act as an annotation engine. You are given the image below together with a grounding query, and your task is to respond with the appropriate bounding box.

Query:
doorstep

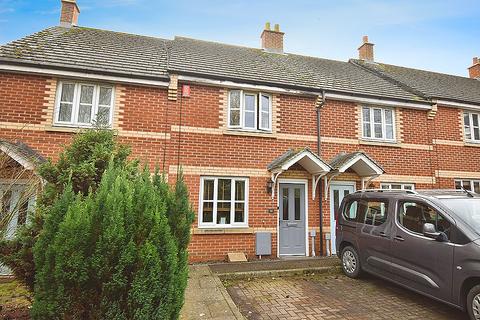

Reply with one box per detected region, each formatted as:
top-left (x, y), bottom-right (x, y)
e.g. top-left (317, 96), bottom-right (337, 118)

top-left (209, 256), bottom-right (340, 277)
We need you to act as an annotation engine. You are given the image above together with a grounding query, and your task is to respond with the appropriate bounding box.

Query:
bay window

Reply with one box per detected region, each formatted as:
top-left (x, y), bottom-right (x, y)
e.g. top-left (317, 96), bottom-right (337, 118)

top-left (362, 106), bottom-right (395, 141)
top-left (199, 177), bottom-right (248, 227)
top-left (55, 81), bottom-right (114, 127)
top-left (228, 90), bottom-right (271, 131)
top-left (464, 112), bottom-right (480, 142)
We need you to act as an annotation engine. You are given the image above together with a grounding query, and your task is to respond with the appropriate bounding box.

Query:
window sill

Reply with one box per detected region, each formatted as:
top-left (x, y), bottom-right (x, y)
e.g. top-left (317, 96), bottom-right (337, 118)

top-left (46, 124), bottom-right (113, 133)
top-left (359, 139), bottom-right (400, 148)
top-left (223, 129), bottom-right (276, 139)
top-left (193, 227), bottom-right (253, 235)
top-left (465, 142), bottom-right (480, 148)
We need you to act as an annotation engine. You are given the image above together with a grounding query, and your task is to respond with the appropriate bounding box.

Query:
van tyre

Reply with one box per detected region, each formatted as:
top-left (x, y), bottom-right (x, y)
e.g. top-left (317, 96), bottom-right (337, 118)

top-left (341, 246), bottom-right (361, 278)
top-left (467, 284), bottom-right (480, 320)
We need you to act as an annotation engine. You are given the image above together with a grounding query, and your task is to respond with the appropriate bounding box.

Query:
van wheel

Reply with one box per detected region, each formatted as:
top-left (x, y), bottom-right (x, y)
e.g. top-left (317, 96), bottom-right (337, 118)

top-left (341, 246), bottom-right (361, 278)
top-left (467, 284), bottom-right (480, 320)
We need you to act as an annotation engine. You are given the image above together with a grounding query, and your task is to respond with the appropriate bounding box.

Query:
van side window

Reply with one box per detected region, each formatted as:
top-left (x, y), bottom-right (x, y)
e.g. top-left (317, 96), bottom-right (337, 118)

top-left (343, 201), bottom-right (358, 221)
top-left (398, 202), bottom-right (451, 238)
top-left (343, 199), bottom-right (388, 226)
top-left (361, 201), bottom-right (388, 226)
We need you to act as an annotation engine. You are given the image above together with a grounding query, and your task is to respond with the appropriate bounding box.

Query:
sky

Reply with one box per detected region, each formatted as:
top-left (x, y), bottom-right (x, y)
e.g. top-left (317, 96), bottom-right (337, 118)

top-left (0, 0), bottom-right (479, 77)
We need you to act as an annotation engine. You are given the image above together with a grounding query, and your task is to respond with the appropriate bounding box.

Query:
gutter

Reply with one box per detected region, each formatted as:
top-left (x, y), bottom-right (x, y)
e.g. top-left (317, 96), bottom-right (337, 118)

top-left (176, 73), bottom-right (433, 110)
top-left (433, 99), bottom-right (480, 111)
top-left (0, 61), bottom-right (170, 87)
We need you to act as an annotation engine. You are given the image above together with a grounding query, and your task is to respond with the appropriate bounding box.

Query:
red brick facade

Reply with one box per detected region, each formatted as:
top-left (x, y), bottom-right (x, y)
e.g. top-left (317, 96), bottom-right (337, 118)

top-left (1, 71), bottom-right (479, 263)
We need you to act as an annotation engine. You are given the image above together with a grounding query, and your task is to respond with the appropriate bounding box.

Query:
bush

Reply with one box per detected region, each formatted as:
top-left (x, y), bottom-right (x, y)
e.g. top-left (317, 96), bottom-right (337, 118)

top-left (0, 129), bottom-right (132, 291)
top-left (32, 164), bottom-right (193, 320)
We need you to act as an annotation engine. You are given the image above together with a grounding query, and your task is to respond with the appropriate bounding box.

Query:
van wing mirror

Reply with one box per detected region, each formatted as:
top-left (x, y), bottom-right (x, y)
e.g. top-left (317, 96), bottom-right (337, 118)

top-left (422, 223), bottom-right (445, 241)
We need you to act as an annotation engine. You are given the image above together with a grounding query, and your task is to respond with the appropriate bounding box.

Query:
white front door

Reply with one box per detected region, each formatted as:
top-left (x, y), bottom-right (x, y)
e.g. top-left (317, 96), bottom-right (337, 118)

top-left (329, 182), bottom-right (355, 255)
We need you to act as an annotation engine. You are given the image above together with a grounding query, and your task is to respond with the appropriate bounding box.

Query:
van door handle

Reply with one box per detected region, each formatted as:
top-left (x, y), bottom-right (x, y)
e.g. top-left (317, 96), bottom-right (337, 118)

top-left (394, 235), bottom-right (405, 242)
top-left (379, 232), bottom-right (388, 238)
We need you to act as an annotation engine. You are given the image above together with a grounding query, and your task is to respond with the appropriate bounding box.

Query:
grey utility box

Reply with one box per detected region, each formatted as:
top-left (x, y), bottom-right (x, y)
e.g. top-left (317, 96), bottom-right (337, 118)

top-left (255, 232), bottom-right (272, 256)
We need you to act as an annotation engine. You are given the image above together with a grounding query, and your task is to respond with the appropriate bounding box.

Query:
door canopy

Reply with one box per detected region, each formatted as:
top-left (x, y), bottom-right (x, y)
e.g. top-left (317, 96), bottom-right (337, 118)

top-left (267, 147), bottom-right (331, 199)
top-left (0, 139), bottom-right (45, 171)
top-left (329, 151), bottom-right (384, 177)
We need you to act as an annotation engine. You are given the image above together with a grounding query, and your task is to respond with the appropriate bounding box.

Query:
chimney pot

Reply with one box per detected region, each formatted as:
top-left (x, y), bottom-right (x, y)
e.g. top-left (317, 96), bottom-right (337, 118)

top-left (261, 22), bottom-right (284, 53)
top-left (358, 35), bottom-right (374, 61)
top-left (60, 0), bottom-right (80, 27)
top-left (469, 56), bottom-right (480, 79)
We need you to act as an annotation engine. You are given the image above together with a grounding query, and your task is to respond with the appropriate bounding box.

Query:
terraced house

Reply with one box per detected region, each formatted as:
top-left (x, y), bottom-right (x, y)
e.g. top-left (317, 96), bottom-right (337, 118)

top-left (1, 0), bottom-right (480, 263)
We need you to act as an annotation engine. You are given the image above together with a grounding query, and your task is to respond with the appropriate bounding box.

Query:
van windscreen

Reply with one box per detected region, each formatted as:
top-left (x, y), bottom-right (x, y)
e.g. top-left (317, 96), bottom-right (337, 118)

top-left (440, 198), bottom-right (480, 234)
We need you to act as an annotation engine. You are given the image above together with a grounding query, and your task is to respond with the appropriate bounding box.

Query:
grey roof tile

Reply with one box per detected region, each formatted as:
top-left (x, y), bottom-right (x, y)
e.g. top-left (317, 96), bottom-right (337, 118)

top-left (0, 26), bottom-right (170, 80)
top-left (168, 37), bottom-right (426, 102)
top-left (329, 151), bottom-right (384, 173)
top-left (0, 139), bottom-right (46, 166)
top-left (267, 147), bottom-right (331, 172)
top-left (352, 59), bottom-right (480, 105)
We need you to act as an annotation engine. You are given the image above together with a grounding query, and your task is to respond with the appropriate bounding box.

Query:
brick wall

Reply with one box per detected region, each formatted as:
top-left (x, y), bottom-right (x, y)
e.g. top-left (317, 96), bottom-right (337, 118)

top-left (1, 72), bottom-right (479, 262)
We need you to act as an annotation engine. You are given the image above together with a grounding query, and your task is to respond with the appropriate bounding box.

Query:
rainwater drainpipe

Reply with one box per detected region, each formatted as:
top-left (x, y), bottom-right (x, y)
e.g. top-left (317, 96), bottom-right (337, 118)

top-left (316, 90), bottom-right (326, 256)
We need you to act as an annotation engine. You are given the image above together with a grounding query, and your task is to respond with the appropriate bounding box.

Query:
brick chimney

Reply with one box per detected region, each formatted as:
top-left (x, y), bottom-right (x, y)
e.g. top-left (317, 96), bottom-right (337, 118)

top-left (60, 0), bottom-right (80, 27)
top-left (261, 22), bottom-right (284, 53)
top-left (469, 57), bottom-right (480, 79)
top-left (358, 35), bottom-right (374, 61)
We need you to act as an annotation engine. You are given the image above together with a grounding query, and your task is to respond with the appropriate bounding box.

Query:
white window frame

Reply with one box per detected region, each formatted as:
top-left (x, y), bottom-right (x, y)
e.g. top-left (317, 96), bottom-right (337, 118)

top-left (0, 182), bottom-right (36, 239)
top-left (227, 90), bottom-right (272, 132)
top-left (463, 111), bottom-right (480, 143)
top-left (455, 179), bottom-right (480, 193)
top-left (380, 183), bottom-right (415, 190)
top-left (362, 106), bottom-right (396, 142)
top-left (198, 177), bottom-right (249, 228)
top-left (54, 81), bottom-right (115, 128)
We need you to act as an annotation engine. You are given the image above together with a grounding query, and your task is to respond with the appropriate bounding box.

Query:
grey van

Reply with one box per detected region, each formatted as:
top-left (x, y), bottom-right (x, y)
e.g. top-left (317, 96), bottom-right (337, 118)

top-left (336, 189), bottom-right (480, 320)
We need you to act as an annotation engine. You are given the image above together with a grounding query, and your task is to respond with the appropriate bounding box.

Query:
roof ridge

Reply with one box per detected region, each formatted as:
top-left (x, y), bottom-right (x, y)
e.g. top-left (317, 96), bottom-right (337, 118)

top-left (377, 61), bottom-right (475, 81)
top-left (174, 35), bottom-right (353, 65)
top-left (71, 26), bottom-right (171, 42)
top-left (349, 59), bottom-right (431, 100)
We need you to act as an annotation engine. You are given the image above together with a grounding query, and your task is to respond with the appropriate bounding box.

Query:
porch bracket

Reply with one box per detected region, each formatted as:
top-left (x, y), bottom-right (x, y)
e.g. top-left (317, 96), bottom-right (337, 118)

top-left (324, 172), bottom-right (341, 200)
top-left (361, 174), bottom-right (381, 189)
top-left (312, 173), bottom-right (327, 200)
top-left (271, 171), bottom-right (282, 200)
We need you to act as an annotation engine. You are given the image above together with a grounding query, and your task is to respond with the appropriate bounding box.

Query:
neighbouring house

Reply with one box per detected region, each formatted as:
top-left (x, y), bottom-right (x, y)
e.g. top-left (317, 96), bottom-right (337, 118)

top-left (1, 0), bottom-right (480, 263)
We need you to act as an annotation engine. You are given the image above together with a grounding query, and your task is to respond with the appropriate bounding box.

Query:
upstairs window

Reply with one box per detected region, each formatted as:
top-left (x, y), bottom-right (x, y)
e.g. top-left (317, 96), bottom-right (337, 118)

top-left (55, 81), bottom-right (114, 127)
top-left (362, 106), bottom-right (395, 141)
top-left (464, 112), bottom-right (480, 142)
top-left (228, 90), bottom-right (272, 131)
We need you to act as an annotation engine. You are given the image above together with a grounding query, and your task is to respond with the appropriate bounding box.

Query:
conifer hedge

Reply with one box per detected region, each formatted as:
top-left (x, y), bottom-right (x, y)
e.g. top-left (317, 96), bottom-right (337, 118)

top-left (32, 164), bottom-right (194, 319)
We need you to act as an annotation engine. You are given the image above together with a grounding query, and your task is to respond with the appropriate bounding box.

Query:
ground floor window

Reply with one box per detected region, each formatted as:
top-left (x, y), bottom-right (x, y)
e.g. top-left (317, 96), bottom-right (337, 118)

top-left (380, 183), bottom-right (414, 190)
top-left (199, 177), bottom-right (248, 228)
top-left (455, 179), bottom-right (480, 193)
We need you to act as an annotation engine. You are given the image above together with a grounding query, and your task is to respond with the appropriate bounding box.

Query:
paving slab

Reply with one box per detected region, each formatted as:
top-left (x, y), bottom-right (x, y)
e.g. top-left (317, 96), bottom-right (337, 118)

top-left (180, 265), bottom-right (245, 320)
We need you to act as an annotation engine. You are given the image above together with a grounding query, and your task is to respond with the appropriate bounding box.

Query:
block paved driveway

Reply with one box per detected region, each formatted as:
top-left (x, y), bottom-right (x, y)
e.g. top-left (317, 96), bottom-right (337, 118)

top-left (226, 273), bottom-right (467, 320)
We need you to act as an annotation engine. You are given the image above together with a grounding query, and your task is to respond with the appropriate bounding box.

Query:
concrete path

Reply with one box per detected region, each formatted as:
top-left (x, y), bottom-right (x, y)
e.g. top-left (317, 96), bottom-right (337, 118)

top-left (180, 265), bottom-right (245, 320)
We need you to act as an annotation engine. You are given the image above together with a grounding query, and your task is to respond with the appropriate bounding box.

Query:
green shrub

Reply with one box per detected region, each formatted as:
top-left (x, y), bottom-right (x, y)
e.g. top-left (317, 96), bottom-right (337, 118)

top-left (32, 164), bottom-right (193, 320)
top-left (0, 129), bottom-right (131, 291)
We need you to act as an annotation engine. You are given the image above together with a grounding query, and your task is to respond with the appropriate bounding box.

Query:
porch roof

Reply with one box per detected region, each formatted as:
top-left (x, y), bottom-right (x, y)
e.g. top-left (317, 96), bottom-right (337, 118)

top-left (0, 139), bottom-right (45, 170)
top-left (268, 147), bottom-right (331, 175)
top-left (329, 151), bottom-right (384, 177)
